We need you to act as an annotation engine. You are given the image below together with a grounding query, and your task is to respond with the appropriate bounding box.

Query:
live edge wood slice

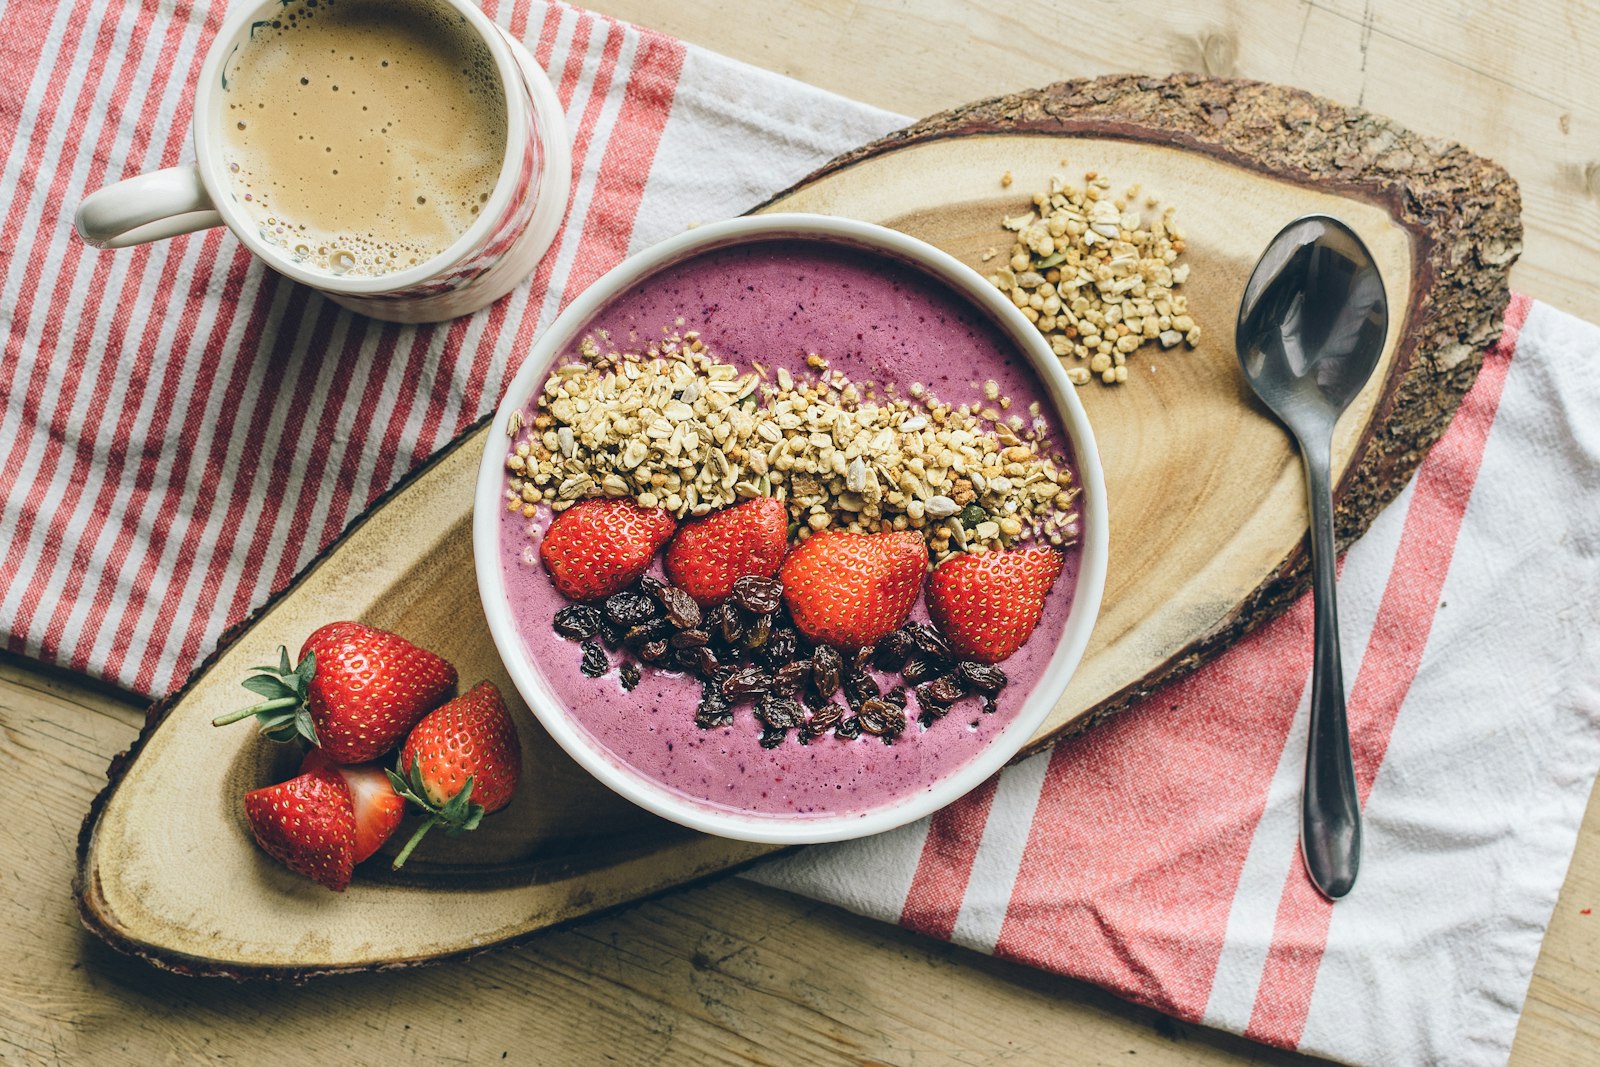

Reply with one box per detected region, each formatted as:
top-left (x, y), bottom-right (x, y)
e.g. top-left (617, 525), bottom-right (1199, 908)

top-left (75, 75), bottom-right (1519, 979)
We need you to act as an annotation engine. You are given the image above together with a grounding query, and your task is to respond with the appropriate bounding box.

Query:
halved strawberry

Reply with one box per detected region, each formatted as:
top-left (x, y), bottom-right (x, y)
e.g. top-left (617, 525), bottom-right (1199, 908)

top-left (926, 546), bottom-right (1064, 663)
top-left (779, 530), bottom-right (926, 648)
top-left (664, 498), bottom-right (788, 607)
top-left (540, 498), bottom-right (676, 601)
top-left (301, 748), bottom-right (405, 864)
top-left (387, 681), bottom-right (522, 868)
top-left (243, 767), bottom-right (356, 891)
top-left (213, 621), bottom-right (457, 764)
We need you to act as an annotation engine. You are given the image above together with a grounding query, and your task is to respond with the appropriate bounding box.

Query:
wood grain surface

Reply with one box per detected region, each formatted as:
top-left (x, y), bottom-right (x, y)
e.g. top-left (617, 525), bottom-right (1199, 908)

top-left (6, 1), bottom-right (1598, 1064)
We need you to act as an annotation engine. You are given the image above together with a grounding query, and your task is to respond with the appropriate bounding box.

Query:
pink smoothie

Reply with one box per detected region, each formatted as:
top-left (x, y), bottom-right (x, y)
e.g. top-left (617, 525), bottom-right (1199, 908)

top-left (499, 238), bottom-right (1082, 820)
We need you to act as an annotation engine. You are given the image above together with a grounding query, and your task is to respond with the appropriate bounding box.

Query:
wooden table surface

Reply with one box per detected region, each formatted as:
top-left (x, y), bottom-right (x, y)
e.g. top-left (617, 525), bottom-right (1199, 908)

top-left (5, 2), bottom-right (1598, 1064)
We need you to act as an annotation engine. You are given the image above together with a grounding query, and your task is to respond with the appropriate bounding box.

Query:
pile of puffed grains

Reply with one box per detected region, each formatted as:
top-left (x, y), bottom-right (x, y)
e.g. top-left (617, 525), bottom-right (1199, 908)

top-left (504, 330), bottom-right (1080, 564)
top-left (987, 168), bottom-right (1200, 386)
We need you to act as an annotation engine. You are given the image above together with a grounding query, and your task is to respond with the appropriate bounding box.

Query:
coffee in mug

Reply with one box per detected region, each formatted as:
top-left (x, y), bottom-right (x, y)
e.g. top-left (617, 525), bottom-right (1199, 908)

top-left (75, 0), bottom-right (571, 323)
top-left (222, 0), bottom-right (509, 278)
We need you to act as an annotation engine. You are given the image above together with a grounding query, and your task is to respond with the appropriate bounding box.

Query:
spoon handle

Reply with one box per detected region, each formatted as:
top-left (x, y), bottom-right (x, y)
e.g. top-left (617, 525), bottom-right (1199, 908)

top-left (1300, 430), bottom-right (1362, 900)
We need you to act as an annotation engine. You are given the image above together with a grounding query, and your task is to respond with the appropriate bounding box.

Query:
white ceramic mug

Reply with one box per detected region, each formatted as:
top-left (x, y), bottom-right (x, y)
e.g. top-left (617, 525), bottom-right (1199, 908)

top-left (75, 0), bottom-right (571, 323)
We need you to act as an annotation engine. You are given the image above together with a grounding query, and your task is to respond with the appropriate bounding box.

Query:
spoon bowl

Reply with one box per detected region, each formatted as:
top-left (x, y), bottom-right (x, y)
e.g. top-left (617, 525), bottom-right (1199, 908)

top-left (1236, 214), bottom-right (1388, 900)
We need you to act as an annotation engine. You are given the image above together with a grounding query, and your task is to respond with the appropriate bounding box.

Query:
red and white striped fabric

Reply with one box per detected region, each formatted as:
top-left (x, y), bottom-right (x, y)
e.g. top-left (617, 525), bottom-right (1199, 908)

top-left (752, 298), bottom-right (1600, 1066)
top-left (6, 4), bottom-right (1599, 1064)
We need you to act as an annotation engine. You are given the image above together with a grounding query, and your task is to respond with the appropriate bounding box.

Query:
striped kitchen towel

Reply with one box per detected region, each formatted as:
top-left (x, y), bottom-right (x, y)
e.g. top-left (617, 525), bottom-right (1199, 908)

top-left (3, 3), bottom-right (1597, 1065)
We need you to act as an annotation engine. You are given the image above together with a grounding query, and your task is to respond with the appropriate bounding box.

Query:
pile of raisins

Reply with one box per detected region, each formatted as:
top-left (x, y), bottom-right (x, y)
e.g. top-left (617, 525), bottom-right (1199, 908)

top-left (553, 575), bottom-right (1009, 748)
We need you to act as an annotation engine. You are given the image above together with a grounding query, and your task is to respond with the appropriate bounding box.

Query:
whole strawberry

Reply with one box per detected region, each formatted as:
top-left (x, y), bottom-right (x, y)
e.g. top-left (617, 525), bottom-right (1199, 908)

top-left (780, 530), bottom-right (926, 648)
top-left (926, 546), bottom-right (1064, 663)
top-left (213, 621), bottom-right (457, 764)
top-left (540, 498), bottom-right (676, 601)
top-left (243, 766), bottom-right (356, 891)
top-left (665, 498), bottom-right (788, 607)
top-left (301, 748), bottom-right (406, 864)
top-left (387, 681), bottom-right (522, 868)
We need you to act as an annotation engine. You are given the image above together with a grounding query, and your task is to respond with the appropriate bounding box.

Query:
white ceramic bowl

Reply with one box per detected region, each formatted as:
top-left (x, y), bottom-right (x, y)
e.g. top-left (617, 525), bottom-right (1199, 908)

top-left (474, 213), bottom-right (1108, 845)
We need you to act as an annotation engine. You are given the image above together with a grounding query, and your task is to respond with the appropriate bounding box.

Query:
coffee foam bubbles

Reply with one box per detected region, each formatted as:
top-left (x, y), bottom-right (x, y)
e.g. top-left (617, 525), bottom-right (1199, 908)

top-left (220, 0), bottom-right (508, 278)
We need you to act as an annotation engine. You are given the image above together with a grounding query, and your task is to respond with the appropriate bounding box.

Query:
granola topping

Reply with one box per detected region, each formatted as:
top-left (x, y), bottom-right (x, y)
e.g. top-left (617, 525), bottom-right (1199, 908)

top-left (504, 332), bottom-right (1081, 563)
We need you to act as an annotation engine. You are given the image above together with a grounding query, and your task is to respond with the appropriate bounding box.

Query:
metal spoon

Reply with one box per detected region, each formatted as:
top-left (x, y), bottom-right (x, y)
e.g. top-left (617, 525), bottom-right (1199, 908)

top-left (1236, 215), bottom-right (1388, 900)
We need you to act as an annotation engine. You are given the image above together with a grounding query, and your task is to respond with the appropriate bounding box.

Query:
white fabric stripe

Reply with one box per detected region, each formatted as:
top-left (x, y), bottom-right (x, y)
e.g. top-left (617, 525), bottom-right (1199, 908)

top-left (113, 271), bottom-right (297, 678)
top-left (1199, 475), bottom-right (1413, 1033)
top-left (0, 0), bottom-right (159, 627)
top-left (522, 17), bottom-right (629, 352)
top-left (741, 814), bottom-right (934, 925)
top-left (224, 302), bottom-right (358, 645)
top-left (14, 10), bottom-right (211, 664)
top-left (129, 254), bottom-right (274, 680)
top-left (1299, 304), bottom-right (1600, 1067)
top-left (948, 753), bottom-right (1052, 953)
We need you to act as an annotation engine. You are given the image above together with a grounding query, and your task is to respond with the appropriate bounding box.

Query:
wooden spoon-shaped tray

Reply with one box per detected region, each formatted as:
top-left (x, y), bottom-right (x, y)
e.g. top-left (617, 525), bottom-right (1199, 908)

top-left (76, 75), bottom-right (1518, 978)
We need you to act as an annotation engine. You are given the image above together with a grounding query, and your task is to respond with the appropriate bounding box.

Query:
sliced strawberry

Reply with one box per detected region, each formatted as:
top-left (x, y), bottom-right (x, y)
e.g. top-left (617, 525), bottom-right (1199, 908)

top-left (301, 748), bottom-right (405, 864)
top-left (243, 768), bottom-right (356, 891)
top-left (387, 681), bottom-right (523, 869)
top-left (214, 621), bottom-right (457, 765)
top-left (926, 546), bottom-right (1064, 663)
top-left (779, 530), bottom-right (926, 648)
top-left (664, 498), bottom-right (788, 607)
top-left (540, 499), bottom-right (676, 601)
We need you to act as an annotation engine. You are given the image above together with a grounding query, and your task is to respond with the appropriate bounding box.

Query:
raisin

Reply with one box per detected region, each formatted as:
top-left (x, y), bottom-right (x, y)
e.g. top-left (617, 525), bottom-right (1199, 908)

top-left (756, 695), bottom-right (803, 729)
top-left (902, 654), bottom-right (943, 685)
top-left (580, 640), bottom-right (609, 677)
top-left (718, 604), bottom-right (746, 644)
top-left (957, 661), bottom-right (1008, 694)
top-left (741, 613), bottom-right (772, 650)
top-left (810, 645), bottom-right (842, 701)
top-left (884, 685), bottom-right (908, 709)
top-left (771, 659), bottom-right (811, 696)
top-left (619, 662), bottom-right (642, 691)
top-left (731, 575), bottom-right (783, 615)
top-left (675, 645), bottom-right (718, 677)
top-left (553, 605), bottom-right (602, 641)
top-left (757, 626), bottom-right (799, 669)
top-left (720, 666), bottom-right (771, 702)
top-left (638, 574), bottom-right (665, 596)
top-left (842, 669), bottom-right (880, 711)
top-left (804, 702), bottom-right (844, 737)
top-left (982, 694), bottom-right (1000, 714)
top-left (599, 620), bottom-right (626, 649)
top-left (695, 689), bottom-right (733, 729)
top-left (639, 639), bottom-right (670, 663)
top-left (850, 646), bottom-right (875, 673)
top-left (603, 591), bottom-right (657, 628)
top-left (871, 628), bottom-right (913, 672)
top-left (915, 675), bottom-right (966, 709)
top-left (834, 716), bottom-right (862, 740)
top-left (911, 623), bottom-right (954, 662)
top-left (857, 698), bottom-right (904, 737)
top-left (624, 618), bottom-right (671, 646)
top-left (758, 726), bottom-right (788, 749)
top-left (655, 584), bottom-right (702, 630)
top-left (670, 628), bottom-right (710, 650)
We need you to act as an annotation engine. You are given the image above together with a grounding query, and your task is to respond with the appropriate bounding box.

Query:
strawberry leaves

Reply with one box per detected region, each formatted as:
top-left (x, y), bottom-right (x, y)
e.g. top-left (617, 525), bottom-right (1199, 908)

top-left (213, 645), bottom-right (319, 745)
top-left (385, 759), bottom-right (485, 869)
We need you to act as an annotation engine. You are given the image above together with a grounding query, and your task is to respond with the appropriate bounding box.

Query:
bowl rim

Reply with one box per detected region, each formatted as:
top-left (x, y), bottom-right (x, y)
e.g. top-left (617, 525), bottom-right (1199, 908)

top-left (473, 213), bottom-right (1108, 845)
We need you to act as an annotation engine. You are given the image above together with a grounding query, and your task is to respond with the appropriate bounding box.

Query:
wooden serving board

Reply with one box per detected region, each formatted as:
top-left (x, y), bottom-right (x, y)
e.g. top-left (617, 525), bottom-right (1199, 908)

top-left (76, 75), bottom-right (1518, 978)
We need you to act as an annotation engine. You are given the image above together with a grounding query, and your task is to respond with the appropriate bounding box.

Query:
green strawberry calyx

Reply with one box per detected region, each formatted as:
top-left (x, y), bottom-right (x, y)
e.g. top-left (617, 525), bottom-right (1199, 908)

top-left (385, 759), bottom-right (485, 869)
top-left (211, 646), bottom-right (320, 746)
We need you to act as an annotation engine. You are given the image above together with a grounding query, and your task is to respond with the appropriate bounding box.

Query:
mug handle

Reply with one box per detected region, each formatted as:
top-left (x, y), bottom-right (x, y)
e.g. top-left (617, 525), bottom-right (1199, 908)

top-left (75, 165), bottom-right (224, 249)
